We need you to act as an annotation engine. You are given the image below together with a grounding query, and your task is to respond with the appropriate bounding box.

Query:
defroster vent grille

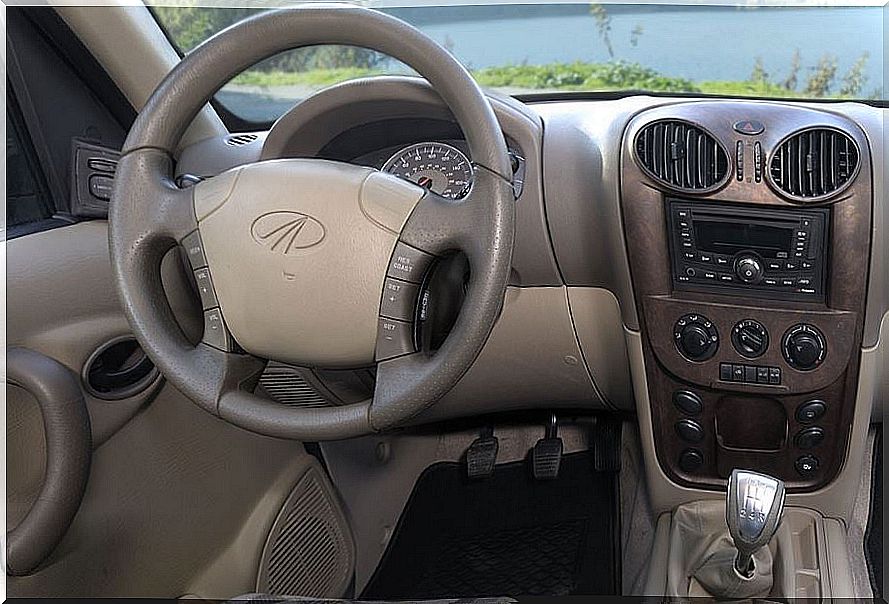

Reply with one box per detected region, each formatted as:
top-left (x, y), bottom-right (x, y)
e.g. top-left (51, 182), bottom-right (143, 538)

top-left (634, 120), bottom-right (730, 192)
top-left (769, 127), bottom-right (859, 201)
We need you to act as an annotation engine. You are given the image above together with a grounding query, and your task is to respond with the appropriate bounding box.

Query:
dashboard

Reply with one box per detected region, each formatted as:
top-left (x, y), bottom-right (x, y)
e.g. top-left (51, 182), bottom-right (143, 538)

top-left (174, 77), bottom-right (887, 496)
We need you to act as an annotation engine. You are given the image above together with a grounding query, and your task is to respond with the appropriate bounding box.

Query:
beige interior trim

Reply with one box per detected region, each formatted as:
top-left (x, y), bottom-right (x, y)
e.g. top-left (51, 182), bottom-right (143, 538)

top-left (54, 3), bottom-right (225, 148)
top-left (626, 327), bottom-right (878, 521)
top-left (567, 287), bottom-right (634, 410)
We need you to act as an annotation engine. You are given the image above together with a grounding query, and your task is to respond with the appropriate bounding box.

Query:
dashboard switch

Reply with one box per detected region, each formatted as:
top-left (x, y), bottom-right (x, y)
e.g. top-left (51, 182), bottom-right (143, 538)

top-left (795, 426), bottom-right (825, 449)
top-left (795, 455), bottom-right (820, 477)
top-left (675, 419), bottom-right (705, 444)
top-left (796, 400), bottom-right (827, 424)
top-left (673, 390), bottom-right (703, 415)
top-left (679, 448), bottom-right (704, 473)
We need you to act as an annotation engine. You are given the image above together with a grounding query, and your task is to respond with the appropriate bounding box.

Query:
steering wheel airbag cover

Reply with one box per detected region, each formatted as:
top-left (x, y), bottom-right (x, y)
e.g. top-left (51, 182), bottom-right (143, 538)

top-left (195, 160), bottom-right (423, 367)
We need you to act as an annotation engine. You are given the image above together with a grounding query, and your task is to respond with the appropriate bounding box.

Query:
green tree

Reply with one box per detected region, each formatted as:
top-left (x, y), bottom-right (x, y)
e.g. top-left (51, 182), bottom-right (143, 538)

top-left (750, 57), bottom-right (769, 85)
top-left (589, 4), bottom-right (614, 59)
top-left (152, 6), bottom-right (386, 72)
top-left (782, 49), bottom-right (801, 91)
top-left (839, 52), bottom-right (869, 97)
top-left (804, 54), bottom-right (838, 98)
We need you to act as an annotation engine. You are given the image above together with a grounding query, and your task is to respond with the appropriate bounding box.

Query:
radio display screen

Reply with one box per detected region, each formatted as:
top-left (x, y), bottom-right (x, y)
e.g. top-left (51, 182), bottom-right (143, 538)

top-left (694, 220), bottom-right (794, 256)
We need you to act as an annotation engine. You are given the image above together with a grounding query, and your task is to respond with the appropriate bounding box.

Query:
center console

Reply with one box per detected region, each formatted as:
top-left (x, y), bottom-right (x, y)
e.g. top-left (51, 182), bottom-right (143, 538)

top-left (620, 102), bottom-right (872, 491)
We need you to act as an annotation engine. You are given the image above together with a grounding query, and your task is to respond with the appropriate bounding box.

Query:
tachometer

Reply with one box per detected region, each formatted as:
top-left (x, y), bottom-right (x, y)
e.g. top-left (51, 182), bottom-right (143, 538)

top-left (381, 142), bottom-right (472, 199)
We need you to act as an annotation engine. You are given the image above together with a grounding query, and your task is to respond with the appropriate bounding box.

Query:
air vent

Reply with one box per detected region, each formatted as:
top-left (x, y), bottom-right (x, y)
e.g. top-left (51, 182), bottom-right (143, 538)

top-left (259, 362), bottom-right (331, 408)
top-left (769, 128), bottom-right (859, 201)
top-left (634, 120), bottom-right (730, 192)
top-left (226, 133), bottom-right (258, 146)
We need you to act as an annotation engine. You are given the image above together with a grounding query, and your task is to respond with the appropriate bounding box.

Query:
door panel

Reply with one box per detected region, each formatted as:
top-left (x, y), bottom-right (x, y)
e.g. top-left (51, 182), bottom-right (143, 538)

top-left (5, 221), bottom-right (320, 598)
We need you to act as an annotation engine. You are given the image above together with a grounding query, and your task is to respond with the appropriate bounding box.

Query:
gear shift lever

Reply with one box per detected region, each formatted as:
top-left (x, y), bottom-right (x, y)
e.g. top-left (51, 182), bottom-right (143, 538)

top-left (726, 469), bottom-right (786, 577)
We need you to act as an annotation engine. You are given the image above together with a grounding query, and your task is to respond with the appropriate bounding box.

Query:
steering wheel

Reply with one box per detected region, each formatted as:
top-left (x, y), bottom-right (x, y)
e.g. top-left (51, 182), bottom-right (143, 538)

top-left (109, 6), bottom-right (515, 440)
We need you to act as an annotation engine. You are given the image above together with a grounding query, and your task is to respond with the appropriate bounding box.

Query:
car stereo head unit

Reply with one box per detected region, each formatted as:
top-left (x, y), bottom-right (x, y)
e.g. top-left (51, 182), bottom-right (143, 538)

top-left (667, 199), bottom-right (829, 301)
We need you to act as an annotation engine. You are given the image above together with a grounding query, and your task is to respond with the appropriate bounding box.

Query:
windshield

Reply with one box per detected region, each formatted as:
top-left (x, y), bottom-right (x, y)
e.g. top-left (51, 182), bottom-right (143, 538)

top-left (151, 2), bottom-right (885, 125)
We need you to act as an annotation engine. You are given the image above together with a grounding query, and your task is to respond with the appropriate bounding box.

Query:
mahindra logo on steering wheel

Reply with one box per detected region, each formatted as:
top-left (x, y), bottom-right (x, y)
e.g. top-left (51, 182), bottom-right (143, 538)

top-left (250, 211), bottom-right (326, 254)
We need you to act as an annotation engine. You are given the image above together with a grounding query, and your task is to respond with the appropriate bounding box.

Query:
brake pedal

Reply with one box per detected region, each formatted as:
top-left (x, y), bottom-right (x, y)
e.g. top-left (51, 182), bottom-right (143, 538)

top-left (532, 413), bottom-right (563, 480)
top-left (466, 427), bottom-right (499, 479)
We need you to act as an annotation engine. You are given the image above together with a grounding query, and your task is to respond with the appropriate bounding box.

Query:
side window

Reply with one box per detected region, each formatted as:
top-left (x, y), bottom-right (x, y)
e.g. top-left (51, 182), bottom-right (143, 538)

top-left (6, 98), bottom-right (53, 228)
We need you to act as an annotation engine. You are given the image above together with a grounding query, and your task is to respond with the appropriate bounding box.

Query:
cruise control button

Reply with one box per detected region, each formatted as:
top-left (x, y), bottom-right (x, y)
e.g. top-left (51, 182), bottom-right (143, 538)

top-left (203, 308), bottom-right (232, 351)
top-left (380, 278), bottom-right (420, 321)
top-left (182, 230), bottom-right (208, 269)
top-left (387, 242), bottom-right (435, 284)
top-left (375, 318), bottom-right (415, 361)
top-left (194, 268), bottom-right (218, 310)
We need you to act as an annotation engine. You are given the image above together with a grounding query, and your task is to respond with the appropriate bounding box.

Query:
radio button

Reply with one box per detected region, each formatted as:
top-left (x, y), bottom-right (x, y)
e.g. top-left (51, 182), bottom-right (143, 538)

top-left (781, 279), bottom-right (794, 286)
top-left (801, 261), bottom-right (813, 269)
top-left (716, 256), bottom-right (729, 266)
top-left (767, 261), bottom-right (782, 271)
top-left (764, 278), bottom-right (778, 286)
top-left (685, 267), bottom-right (697, 277)
top-left (683, 251), bottom-right (696, 260)
top-left (699, 253), bottom-right (712, 263)
top-left (786, 261), bottom-right (798, 270)
top-left (719, 273), bottom-right (734, 282)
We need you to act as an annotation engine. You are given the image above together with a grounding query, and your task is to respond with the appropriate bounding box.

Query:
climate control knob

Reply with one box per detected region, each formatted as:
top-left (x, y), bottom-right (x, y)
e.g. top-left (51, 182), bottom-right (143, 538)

top-left (731, 319), bottom-right (769, 358)
top-left (674, 314), bottom-right (719, 361)
top-left (735, 254), bottom-right (764, 284)
top-left (782, 324), bottom-right (826, 371)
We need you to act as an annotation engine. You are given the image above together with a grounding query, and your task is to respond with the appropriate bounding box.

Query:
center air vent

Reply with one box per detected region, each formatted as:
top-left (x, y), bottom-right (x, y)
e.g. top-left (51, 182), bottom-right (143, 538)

top-left (634, 120), bottom-right (730, 192)
top-left (769, 127), bottom-right (859, 201)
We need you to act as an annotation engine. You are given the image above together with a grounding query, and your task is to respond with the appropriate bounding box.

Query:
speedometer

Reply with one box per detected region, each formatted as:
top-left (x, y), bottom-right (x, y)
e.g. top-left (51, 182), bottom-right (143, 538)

top-left (381, 142), bottom-right (472, 199)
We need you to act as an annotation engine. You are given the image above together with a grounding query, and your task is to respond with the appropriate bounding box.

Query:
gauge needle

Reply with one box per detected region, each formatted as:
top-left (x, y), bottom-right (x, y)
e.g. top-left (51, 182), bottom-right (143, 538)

top-left (416, 176), bottom-right (434, 189)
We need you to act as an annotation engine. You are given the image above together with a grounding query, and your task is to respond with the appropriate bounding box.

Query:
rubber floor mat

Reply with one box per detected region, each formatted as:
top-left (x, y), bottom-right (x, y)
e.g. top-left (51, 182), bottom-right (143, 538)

top-left (362, 451), bottom-right (619, 598)
top-left (866, 428), bottom-right (882, 598)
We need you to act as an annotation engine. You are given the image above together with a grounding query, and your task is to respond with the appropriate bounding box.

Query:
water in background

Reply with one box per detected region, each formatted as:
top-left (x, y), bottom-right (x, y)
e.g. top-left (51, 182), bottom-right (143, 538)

top-left (390, 4), bottom-right (882, 90)
top-left (219, 4), bottom-right (884, 122)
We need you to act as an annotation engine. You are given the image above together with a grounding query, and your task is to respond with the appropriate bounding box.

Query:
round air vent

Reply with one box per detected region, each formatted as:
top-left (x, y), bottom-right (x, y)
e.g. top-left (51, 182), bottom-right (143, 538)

top-left (768, 127), bottom-right (859, 201)
top-left (634, 119), bottom-right (730, 193)
top-left (83, 337), bottom-right (159, 400)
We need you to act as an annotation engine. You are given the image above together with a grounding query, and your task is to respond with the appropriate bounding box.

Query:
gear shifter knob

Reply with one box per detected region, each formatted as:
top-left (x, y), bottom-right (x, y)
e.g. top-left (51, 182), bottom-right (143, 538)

top-left (726, 469), bottom-right (786, 577)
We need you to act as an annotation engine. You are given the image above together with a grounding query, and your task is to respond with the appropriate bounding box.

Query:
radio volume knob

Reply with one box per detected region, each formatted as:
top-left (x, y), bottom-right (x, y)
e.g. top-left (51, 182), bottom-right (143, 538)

top-left (735, 255), bottom-right (764, 284)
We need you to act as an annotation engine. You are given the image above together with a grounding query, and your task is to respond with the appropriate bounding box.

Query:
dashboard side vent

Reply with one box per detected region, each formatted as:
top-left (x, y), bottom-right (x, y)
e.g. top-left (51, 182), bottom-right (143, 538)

top-left (769, 128), bottom-right (859, 200)
top-left (634, 120), bottom-right (730, 192)
top-left (226, 133), bottom-right (258, 146)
